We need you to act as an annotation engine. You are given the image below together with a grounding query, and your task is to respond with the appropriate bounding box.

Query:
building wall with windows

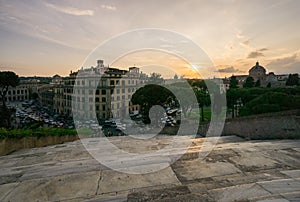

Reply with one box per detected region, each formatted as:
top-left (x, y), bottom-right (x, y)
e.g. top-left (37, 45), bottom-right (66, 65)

top-left (52, 60), bottom-right (148, 120)
top-left (6, 85), bottom-right (30, 102)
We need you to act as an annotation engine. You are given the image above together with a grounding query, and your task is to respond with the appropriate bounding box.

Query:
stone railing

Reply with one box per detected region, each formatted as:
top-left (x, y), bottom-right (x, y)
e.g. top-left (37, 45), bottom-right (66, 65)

top-left (0, 135), bottom-right (79, 156)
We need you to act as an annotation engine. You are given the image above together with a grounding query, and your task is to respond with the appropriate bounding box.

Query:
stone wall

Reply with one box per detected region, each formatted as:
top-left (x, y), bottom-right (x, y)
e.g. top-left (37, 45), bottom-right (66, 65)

top-left (0, 135), bottom-right (79, 156)
top-left (223, 110), bottom-right (300, 139)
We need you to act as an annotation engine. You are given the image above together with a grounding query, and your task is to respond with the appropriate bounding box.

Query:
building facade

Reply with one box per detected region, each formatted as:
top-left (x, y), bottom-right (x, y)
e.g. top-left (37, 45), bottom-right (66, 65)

top-left (230, 62), bottom-right (289, 88)
top-left (51, 60), bottom-right (148, 120)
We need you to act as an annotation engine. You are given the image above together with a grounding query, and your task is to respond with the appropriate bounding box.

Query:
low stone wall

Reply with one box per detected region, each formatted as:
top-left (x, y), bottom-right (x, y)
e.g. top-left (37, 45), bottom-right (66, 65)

top-left (223, 110), bottom-right (300, 139)
top-left (0, 135), bottom-right (79, 156)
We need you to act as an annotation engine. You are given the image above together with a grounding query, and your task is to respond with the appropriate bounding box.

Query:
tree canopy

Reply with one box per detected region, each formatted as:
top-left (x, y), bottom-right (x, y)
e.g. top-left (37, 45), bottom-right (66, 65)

top-left (286, 73), bottom-right (299, 86)
top-left (243, 76), bottom-right (254, 88)
top-left (0, 71), bottom-right (20, 107)
top-left (229, 76), bottom-right (238, 89)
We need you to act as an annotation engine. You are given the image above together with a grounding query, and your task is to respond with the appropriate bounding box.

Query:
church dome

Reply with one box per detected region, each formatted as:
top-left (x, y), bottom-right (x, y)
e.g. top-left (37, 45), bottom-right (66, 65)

top-left (249, 62), bottom-right (266, 73)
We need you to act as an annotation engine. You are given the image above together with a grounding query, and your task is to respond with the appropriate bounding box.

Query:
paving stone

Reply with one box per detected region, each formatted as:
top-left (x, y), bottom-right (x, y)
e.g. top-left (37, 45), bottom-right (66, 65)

top-left (0, 182), bottom-right (19, 201)
top-left (98, 167), bottom-right (180, 194)
top-left (0, 136), bottom-right (299, 201)
top-left (281, 192), bottom-right (300, 202)
top-left (2, 171), bottom-right (101, 202)
top-left (229, 151), bottom-right (281, 171)
top-left (263, 149), bottom-right (300, 169)
top-left (280, 169), bottom-right (300, 179)
top-left (258, 179), bottom-right (300, 194)
top-left (207, 183), bottom-right (272, 202)
top-left (127, 185), bottom-right (190, 201)
top-left (19, 158), bottom-right (104, 181)
top-left (172, 160), bottom-right (241, 182)
top-left (255, 198), bottom-right (290, 202)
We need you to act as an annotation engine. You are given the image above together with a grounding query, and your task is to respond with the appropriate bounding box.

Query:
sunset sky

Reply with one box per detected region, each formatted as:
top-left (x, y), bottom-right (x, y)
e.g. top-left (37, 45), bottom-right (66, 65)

top-left (0, 0), bottom-right (299, 78)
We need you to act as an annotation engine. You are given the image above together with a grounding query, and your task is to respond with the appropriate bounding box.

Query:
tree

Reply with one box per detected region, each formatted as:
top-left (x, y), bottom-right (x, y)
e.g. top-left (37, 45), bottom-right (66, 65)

top-left (148, 73), bottom-right (164, 84)
top-left (0, 71), bottom-right (20, 128)
top-left (229, 76), bottom-right (238, 89)
top-left (0, 71), bottom-right (20, 107)
top-left (226, 89), bottom-right (239, 118)
top-left (286, 74), bottom-right (299, 86)
top-left (194, 89), bottom-right (210, 121)
top-left (243, 77), bottom-right (254, 88)
top-left (131, 84), bottom-right (174, 124)
top-left (255, 79), bottom-right (261, 87)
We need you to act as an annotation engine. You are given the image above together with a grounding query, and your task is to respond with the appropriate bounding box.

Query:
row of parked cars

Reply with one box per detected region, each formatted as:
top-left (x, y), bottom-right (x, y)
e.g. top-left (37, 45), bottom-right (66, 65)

top-left (14, 100), bottom-right (74, 129)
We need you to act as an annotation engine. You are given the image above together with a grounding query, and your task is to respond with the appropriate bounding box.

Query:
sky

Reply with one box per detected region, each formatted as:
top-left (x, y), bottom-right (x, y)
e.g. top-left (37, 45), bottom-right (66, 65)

top-left (0, 0), bottom-right (299, 78)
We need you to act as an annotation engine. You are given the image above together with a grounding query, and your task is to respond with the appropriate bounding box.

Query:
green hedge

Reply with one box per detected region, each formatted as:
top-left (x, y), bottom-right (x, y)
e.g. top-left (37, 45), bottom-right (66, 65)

top-left (0, 128), bottom-right (77, 139)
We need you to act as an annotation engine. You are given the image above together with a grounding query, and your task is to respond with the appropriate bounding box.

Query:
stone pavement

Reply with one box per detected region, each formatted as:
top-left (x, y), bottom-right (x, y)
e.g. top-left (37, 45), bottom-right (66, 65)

top-left (0, 135), bottom-right (299, 201)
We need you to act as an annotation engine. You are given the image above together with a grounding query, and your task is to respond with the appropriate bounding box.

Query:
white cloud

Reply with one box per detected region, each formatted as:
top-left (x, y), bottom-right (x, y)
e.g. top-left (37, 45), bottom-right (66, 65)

top-left (46, 3), bottom-right (94, 16)
top-left (101, 5), bottom-right (117, 11)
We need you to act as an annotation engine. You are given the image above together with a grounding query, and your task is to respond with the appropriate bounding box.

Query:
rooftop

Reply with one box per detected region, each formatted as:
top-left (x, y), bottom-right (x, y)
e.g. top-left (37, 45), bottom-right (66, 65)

top-left (0, 135), bottom-right (299, 201)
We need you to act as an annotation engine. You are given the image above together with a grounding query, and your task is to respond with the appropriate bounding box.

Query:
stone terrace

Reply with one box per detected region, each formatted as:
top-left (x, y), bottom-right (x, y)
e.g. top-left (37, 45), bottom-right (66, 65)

top-left (0, 135), bottom-right (299, 201)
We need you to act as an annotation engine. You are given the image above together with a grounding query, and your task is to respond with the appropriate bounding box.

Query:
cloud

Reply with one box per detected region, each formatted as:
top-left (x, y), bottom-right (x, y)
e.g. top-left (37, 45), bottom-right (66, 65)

top-left (239, 39), bottom-right (251, 48)
top-left (258, 48), bottom-right (268, 51)
top-left (242, 40), bottom-right (249, 45)
top-left (247, 51), bottom-right (265, 58)
top-left (267, 54), bottom-right (300, 74)
top-left (101, 5), bottom-right (117, 11)
top-left (217, 66), bottom-right (240, 73)
top-left (46, 3), bottom-right (94, 16)
top-left (268, 54), bottom-right (297, 66)
top-left (236, 32), bottom-right (244, 39)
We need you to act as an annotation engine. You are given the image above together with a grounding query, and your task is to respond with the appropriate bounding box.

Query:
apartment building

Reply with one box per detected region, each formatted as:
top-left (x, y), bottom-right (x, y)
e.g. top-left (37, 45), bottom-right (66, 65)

top-left (52, 60), bottom-right (148, 120)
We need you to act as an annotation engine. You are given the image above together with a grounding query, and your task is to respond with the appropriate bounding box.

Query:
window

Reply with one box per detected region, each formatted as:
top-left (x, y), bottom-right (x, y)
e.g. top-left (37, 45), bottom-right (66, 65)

top-left (110, 80), bottom-right (115, 86)
top-left (101, 90), bottom-right (106, 95)
top-left (90, 105), bottom-right (93, 110)
top-left (102, 105), bottom-right (106, 110)
top-left (96, 90), bottom-right (99, 95)
top-left (117, 96), bottom-right (120, 101)
top-left (89, 97), bottom-right (93, 102)
top-left (82, 89), bottom-right (85, 94)
top-left (122, 95), bottom-right (125, 100)
top-left (89, 90), bottom-right (93, 95)
top-left (95, 97), bottom-right (100, 102)
top-left (122, 89), bottom-right (125, 93)
top-left (102, 97), bottom-right (106, 102)
top-left (128, 80), bottom-right (130, 84)
top-left (122, 80), bottom-right (125, 86)
top-left (82, 80), bottom-right (85, 85)
top-left (128, 88), bottom-right (131, 93)
top-left (96, 105), bottom-right (99, 110)
top-left (117, 89), bottom-right (120, 94)
top-left (111, 104), bottom-right (114, 110)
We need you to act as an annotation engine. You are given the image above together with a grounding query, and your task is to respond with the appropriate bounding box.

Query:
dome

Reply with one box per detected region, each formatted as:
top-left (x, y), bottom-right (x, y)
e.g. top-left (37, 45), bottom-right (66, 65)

top-left (249, 62), bottom-right (266, 73)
